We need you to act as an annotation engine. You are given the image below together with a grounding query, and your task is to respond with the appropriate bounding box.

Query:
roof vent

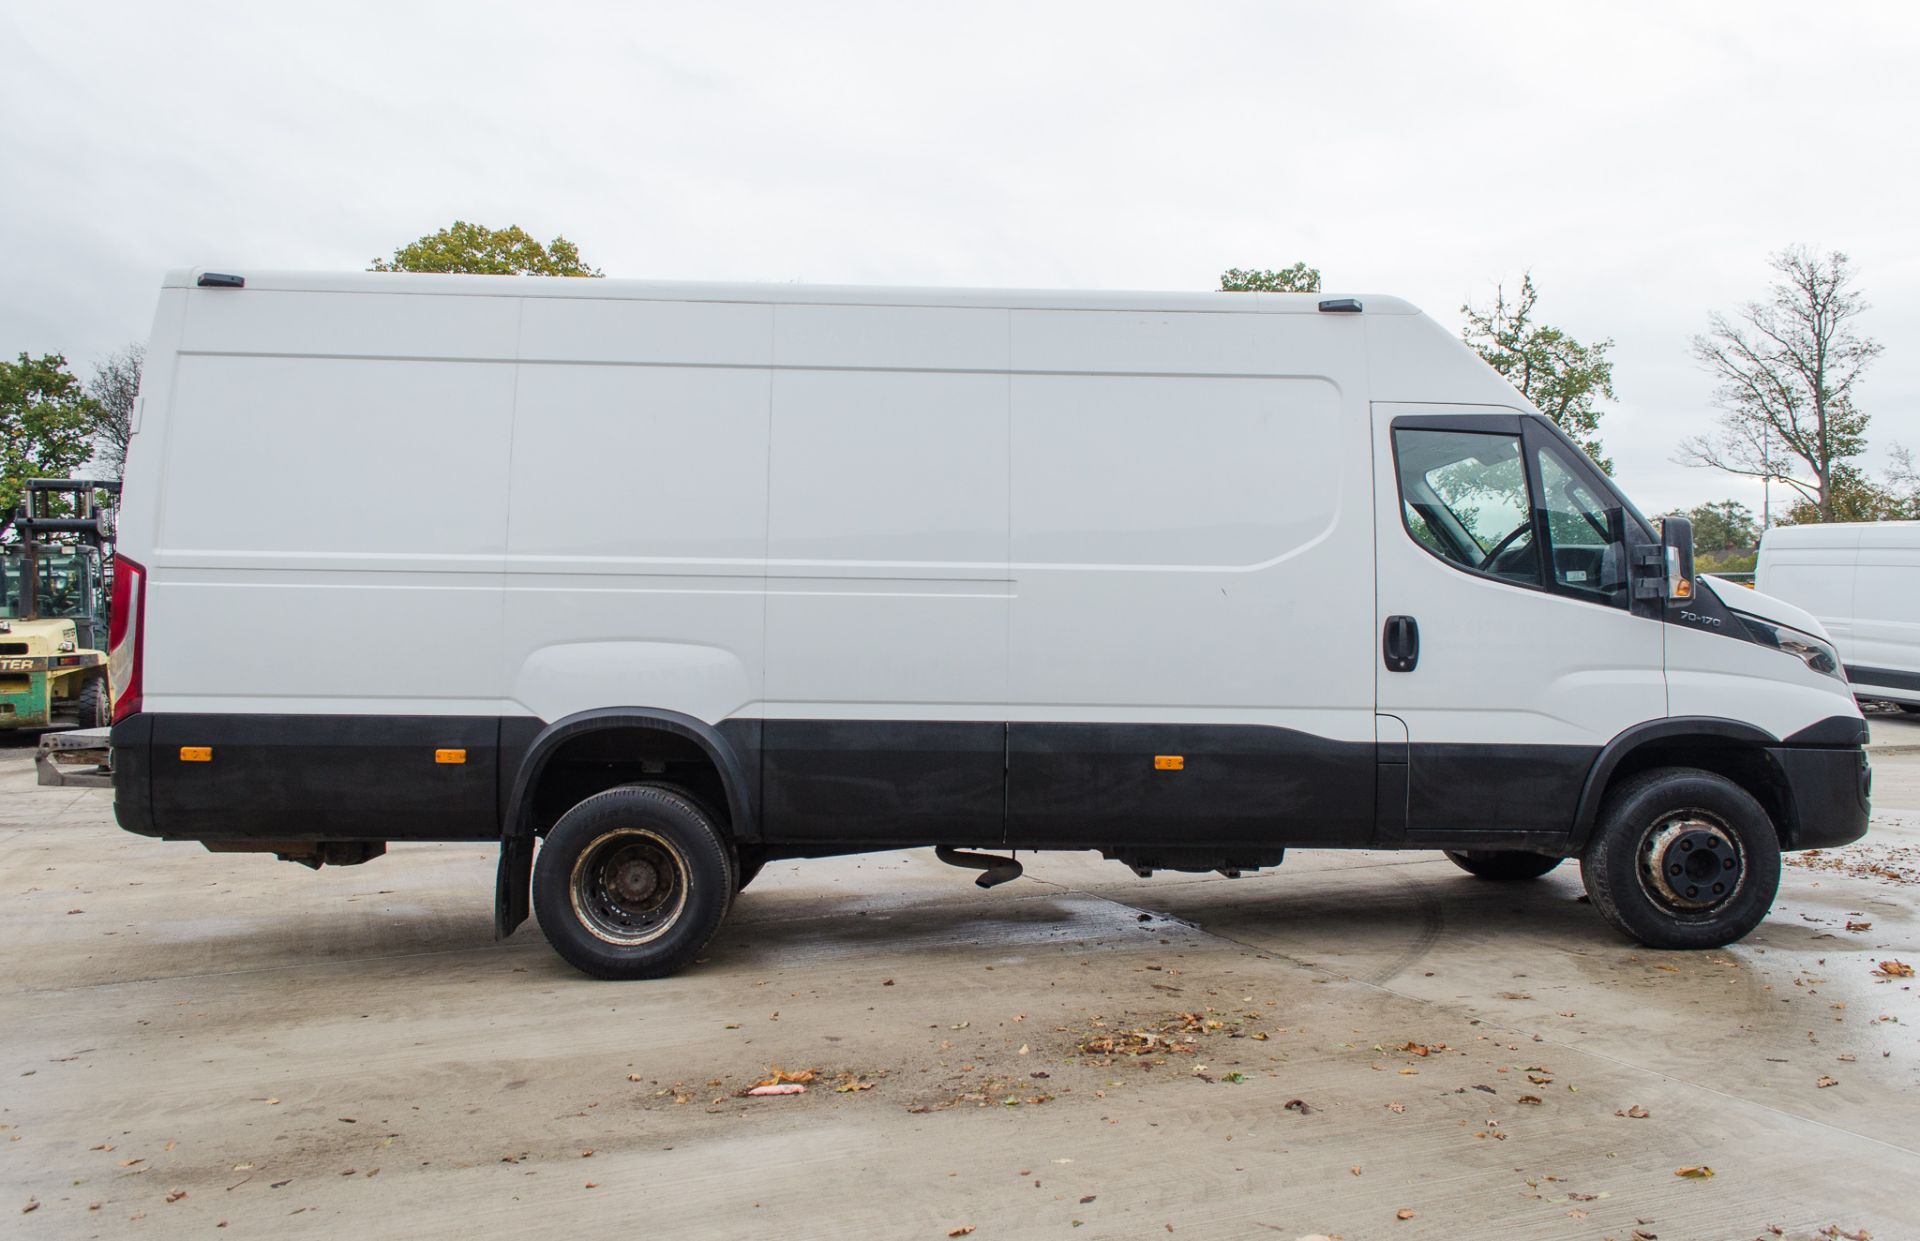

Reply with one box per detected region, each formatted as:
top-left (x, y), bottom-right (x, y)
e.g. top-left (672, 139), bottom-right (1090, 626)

top-left (1317, 298), bottom-right (1362, 314)
top-left (197, 272), bottom-right (245, 289)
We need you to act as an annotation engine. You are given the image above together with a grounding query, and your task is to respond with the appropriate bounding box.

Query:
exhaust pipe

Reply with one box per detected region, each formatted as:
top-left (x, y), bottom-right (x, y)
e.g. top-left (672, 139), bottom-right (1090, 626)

top-left (935, 845), bottom-right (1023, 889)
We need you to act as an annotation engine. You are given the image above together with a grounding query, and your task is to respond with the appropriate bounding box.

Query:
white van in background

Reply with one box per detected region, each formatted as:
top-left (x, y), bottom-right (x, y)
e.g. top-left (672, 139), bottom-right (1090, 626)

top-left (97, 270), bottom-right (1871, 978)
top-left (1758, 521), bottom-right (1920, 710)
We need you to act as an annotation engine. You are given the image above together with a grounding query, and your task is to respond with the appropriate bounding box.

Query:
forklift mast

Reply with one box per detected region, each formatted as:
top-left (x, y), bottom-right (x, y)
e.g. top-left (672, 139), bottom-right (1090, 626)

top-left (6, 479), bottom-right (120, 625)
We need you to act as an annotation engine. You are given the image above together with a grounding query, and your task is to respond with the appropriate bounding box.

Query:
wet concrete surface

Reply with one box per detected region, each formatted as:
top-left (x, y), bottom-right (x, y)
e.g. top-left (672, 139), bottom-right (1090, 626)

top-left (3, 724), bottom-right (1917, 1240)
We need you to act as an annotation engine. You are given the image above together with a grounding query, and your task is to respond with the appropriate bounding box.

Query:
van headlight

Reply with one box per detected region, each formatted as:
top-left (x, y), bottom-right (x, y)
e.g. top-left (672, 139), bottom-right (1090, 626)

top-left (1732, 610), bottom-right (1844, 680)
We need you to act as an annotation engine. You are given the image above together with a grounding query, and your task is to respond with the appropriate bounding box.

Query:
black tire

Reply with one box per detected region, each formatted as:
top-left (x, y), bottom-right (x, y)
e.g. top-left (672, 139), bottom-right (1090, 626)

top-left (533, 783), bottom-right (734, 979)
top-left (1580, 766), bottom-right (1781, 950)
top-left (74, 677), bottom-right (108, 729)
top-left (1444, 849), bottom-right (1562, 881)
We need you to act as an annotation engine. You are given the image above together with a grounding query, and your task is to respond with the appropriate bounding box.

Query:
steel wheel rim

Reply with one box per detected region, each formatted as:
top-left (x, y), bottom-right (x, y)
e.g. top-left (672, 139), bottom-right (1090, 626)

top-left (569, 828), bottom-right (689, 946)
top-left (1635, 810), bottom-right (1744, 917)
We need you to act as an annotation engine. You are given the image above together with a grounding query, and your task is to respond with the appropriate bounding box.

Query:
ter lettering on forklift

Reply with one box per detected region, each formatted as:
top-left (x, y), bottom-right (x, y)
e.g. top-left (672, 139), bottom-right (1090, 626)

top-left (92, 269), bottom-right (1870, 979)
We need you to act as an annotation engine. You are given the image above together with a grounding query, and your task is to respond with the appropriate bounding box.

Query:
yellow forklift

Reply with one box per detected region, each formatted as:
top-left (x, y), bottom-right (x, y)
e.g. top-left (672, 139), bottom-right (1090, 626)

top-left (1, 479), bottom-right (117, 735)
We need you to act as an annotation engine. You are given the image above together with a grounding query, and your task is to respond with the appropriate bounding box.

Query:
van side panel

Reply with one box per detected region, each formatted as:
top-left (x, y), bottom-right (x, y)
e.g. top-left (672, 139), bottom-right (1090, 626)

top-left (502, 359), bottom-right (771, 726)
top-left (1000, 312), bottom-right (1378, 846)
top-left (1848, 524), bottom-right (1920, 699)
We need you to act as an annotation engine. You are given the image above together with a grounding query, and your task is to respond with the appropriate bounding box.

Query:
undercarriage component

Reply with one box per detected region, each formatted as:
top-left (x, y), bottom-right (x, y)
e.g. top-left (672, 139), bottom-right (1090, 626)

top-left (201, 840), bottom-right (387, 869)
top-left (1104, 847), bottom-right (1285, 879)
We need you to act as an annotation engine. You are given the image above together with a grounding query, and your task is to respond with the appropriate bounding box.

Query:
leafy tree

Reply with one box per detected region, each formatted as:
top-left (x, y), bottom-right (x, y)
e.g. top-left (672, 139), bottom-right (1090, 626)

top-left (1775, 452), bottom-right (1920, 525)
top-left (1220, 263), bottom-right (1321, 293)
top-left (86, 343), bottom-right (143, 482)
top-left (0, 353), bottom-right (98, 523)
top-left (1679, 246), bottom-right (1881, 523)
top-left (370, 221), bottom-right (603, 277)
top-left (1661, 498), bottom-right (1762, 573)
top-left (1679, 499), bottom-right (1760, 553)
top-left (1462, 274), bottom-right (1616, 473)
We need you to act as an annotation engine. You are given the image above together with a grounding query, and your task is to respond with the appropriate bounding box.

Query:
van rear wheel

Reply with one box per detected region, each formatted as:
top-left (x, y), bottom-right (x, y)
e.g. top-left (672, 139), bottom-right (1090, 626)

top-left (533, 784), bottom-right (735, 979)
top-left (1444, 850), bottom-right (1562, 881)
top-left (1581, 767), bottom-right (1780, 950)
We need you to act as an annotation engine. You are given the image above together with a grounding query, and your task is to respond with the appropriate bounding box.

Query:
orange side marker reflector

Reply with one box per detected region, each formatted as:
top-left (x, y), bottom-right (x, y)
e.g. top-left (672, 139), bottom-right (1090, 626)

top-left (179, 746), bottom-right (212, 763)
top-left (1154, 755), bottom-right (1184, 771)
top-left (435, 749), bottom-right (467, 765)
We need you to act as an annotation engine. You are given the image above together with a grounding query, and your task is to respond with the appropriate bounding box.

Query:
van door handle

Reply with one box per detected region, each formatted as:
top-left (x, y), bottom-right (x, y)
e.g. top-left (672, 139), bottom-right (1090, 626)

top-left (1383, 615), bottom-right (1419, 673)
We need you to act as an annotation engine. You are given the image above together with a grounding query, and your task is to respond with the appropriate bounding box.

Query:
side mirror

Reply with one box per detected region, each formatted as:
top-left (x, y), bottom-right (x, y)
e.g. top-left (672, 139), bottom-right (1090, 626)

top-left (1662, 515), bottom-right (1696, 601)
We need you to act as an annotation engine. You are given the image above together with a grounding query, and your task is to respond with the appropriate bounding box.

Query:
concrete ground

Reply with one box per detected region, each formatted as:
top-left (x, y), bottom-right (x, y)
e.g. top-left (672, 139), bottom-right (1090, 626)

top-left (4, 722), bottom-right (1918, 1241)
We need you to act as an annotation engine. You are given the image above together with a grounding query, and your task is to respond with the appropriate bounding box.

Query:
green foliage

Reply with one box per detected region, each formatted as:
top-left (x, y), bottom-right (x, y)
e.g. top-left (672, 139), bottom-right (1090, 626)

top-left (0, 353), bottom-right (98, 521)
top-left (1462, 274), bottom-right (1615, 473)
top-left (370, 221), bottom-right (603, 277)
top-left (1220, 263), bottom-right (1321, 293)
top-left (1676, 499), bottom-right (1761, 553)
top-left (1776, 453), bottom-right (1920, 525)
top-left (1661, 499), bottom-right (1761, 575)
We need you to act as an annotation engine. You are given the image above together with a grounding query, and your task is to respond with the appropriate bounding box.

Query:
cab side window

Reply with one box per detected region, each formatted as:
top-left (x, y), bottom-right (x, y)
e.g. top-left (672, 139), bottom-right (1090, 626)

top-left (1392, 428), bottom-right (1542, 589)
top-left (1536, 441), bottom-right (1628, 606)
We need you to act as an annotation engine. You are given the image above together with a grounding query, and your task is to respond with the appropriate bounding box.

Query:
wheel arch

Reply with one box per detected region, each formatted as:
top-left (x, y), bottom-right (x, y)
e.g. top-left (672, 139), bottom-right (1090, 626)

top-left (494, 707), bottom-right (757, 938)
top-left (1571, 717), bottom-right (1795, 853)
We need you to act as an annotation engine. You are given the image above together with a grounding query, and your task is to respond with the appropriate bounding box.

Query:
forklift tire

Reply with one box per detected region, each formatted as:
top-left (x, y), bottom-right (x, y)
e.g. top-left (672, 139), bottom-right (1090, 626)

top-left (75, 678), bottom-right (108, 730)
top-left (533, 784), bottom-right (734, 980)
top-left (1580, 766), bottom-right (1780, 950)
top-left (1443, 850), bottom-right (1562, 880)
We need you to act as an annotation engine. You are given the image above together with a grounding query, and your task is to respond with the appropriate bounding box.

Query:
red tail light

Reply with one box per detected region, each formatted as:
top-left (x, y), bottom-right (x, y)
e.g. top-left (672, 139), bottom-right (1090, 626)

top-left (108, 555), bottom-right (145, 724)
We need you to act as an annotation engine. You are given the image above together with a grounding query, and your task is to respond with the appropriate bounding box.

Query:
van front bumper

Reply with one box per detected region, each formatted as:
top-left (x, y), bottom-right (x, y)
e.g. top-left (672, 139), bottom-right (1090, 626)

top-left (1770, 744), bottom-right (1871, 850)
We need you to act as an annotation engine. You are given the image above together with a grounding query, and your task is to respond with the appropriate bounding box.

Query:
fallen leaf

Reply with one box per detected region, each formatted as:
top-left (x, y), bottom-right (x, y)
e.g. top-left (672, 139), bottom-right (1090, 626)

top-left (22, 1201), bottom-right (39, 1215)
top-left (1397, 1208), bottom-right (1416, 1220)
top-left (752, 1066), bottom-right (817, 1088)
top-left (1080, 1195), bottom-right (1097, 1203)
top-left (1517, 1095), bottom-right (1543, 1105)
top-left (1846, 921), bottom-right (1871, 931)
top-left (583, 1182), bottom-right (598, 1189)
top-left (165, 1190), bottom-right (187, 1203)
top-left (264, 1098), bottom-right (279, 1106)
top-left (1876, 960), bottom-right (1914, 979)
top-left (118, 1158), bottom-right (144, 1168)
top-left (1386, 1101), bottom-right (1405, 1113)
top-left (1284, 1098), bottom-right (1313, 1114)
top-left (1674, 1165), bottom-right (1714, 1179)
top-left (1617, 1105), bottom-right (1651, 1118)
top-left (948, 1228), bottom-right (975, 1237)
top-left (1401, 1042), bottom-right (1431, 1057)
top-left (1817, 1075), bottom-right (1839, 1088)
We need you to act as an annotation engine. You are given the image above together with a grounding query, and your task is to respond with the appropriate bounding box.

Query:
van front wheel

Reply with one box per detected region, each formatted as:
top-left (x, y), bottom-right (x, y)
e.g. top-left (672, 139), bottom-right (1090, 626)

top-left (1581, 767), bottom-right (1780, 950)
top-left (1444, 850), bottom-right (1562, 881)
top-left (533, 784), bottom-right (735, 979)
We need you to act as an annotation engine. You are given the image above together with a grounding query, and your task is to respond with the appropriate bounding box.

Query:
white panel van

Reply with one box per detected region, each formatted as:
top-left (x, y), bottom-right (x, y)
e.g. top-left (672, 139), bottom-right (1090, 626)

top-left (101, 270), bottom-right (1872, 978)
top-left (1758, 520), bottom-right (1920, 709)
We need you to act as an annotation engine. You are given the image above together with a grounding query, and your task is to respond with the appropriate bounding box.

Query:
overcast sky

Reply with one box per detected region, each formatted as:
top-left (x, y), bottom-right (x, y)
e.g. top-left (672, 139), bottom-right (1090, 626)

top-left (4, 1), bottom-right (1915, 516)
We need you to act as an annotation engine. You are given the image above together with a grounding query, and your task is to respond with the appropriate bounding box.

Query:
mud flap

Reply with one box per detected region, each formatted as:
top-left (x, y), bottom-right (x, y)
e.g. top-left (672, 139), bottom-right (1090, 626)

top-left (495, 833), bottom-right (534, 939)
